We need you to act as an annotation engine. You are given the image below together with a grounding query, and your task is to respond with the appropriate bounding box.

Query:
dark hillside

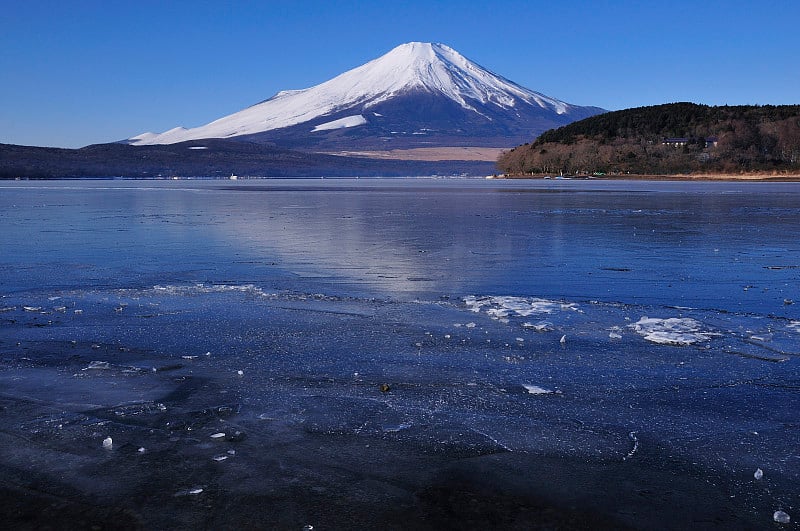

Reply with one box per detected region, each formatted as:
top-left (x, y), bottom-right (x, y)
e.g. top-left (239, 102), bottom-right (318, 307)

top-left (498, 103), bottom-right (800, 175)
top-left (0, 140), bottom-right (494, 179)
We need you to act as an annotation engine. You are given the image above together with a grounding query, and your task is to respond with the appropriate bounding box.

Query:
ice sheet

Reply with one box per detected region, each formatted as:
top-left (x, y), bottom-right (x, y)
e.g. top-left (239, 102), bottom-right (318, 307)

top-left (0, 179), bottom-right (798, 528)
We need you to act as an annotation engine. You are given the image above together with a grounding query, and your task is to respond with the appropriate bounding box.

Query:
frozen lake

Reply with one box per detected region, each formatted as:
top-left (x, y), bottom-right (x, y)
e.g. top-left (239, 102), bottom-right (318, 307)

top-left (1, 178), bottom-right (799, 528)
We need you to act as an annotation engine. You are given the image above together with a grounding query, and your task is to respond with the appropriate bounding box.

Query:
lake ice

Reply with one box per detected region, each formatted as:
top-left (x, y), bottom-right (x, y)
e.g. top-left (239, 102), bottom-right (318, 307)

top-left (0, 178), bottom-right (798, 528)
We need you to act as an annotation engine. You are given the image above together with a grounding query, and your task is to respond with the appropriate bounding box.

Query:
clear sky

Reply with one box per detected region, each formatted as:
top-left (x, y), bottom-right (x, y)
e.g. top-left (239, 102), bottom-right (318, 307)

top-left (2, 0), bottom-right (798, 148)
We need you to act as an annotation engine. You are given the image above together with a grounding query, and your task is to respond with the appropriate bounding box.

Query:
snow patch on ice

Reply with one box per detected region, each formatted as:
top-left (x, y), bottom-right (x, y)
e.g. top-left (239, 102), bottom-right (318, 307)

top-left (522, 384), bottom-right (553, 395)
top-left (464, 295), bottom-right (578, 319)
top-left (84, 361), bottom-right (110, 370)
top-left (522, 321), bottom-right (554, 332)
top-left (151, 283), bottom-right (274, 298)
top-left (629, 317), bottom-right (717, 346)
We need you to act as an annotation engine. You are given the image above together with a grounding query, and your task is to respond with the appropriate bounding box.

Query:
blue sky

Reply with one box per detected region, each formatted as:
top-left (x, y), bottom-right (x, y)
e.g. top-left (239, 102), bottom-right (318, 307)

top-left (2, 0), bottom-right (798, 148)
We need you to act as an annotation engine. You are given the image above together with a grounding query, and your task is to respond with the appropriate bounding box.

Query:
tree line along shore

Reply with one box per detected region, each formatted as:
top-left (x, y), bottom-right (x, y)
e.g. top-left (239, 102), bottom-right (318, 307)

top-left (496, 103), bottom-right (800, 178)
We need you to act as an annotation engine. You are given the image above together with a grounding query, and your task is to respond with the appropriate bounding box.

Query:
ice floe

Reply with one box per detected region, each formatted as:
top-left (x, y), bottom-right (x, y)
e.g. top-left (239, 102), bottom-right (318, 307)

top-left (629, 317), bottom-right (717, 346)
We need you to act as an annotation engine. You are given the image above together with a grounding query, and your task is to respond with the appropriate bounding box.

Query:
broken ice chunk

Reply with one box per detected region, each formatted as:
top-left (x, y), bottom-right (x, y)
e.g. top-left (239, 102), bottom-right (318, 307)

top-left (754, 468), bottom-right (763, 480)
top-left (102, 437), bottom-right (113, 450)
top-left (773, 510), bottom-right (790, 524)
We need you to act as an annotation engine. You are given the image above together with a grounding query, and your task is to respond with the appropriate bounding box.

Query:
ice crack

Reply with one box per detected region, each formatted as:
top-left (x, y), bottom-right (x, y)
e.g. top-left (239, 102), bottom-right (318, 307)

top-left (623, 431), bottom-right (639, 461)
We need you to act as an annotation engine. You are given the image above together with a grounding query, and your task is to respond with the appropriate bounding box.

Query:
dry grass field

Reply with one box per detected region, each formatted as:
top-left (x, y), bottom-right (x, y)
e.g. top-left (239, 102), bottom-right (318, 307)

top-left (321, 146), bottom-right (507, 161)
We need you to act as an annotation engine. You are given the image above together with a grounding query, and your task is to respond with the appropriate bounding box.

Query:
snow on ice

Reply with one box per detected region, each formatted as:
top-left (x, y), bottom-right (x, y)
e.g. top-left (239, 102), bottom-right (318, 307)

top-left (629, 317), bottom-right (717, 346)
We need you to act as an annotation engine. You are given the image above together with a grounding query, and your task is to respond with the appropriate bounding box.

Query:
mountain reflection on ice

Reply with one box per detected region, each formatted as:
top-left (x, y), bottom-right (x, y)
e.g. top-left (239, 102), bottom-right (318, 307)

top-left (0, 179), bottom-right (798, 529)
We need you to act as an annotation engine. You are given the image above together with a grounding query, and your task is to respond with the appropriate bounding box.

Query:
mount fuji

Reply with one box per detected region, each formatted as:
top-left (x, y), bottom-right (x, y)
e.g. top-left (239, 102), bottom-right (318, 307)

top-left (128, 42), bottom-right (604, 151)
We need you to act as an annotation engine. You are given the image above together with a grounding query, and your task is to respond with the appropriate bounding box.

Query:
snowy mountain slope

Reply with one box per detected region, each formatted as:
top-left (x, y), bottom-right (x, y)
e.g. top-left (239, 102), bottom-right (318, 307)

top-left (128, 42), bottom-right (604, 149)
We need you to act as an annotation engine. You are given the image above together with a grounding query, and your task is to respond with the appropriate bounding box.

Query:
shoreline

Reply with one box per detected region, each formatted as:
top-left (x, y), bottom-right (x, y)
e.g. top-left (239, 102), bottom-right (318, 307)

top-left (4, 173), bottom-right (800, 183)
top-left (498, 173), bottom-right (800, 182)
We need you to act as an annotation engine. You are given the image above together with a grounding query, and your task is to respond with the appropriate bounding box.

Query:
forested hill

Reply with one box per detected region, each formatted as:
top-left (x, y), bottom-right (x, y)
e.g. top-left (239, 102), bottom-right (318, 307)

top-left (497, 103), bottom-right (800, 176)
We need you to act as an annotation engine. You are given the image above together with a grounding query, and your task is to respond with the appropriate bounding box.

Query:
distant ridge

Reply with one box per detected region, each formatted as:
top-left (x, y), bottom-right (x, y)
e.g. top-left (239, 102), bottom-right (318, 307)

top-left (0, 140), bottom-right (494, 179)
top-left (498, 103), bottom-right (800, 175)
top-left (127, 42), bottom-right (604, 151)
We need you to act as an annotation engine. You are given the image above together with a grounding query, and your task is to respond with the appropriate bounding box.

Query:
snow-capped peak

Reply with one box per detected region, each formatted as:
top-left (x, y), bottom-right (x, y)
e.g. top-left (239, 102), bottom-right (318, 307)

top-left (352, 42), bottom-right (568, 113)
top-left (128, 42), bottom-right (576, 146)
